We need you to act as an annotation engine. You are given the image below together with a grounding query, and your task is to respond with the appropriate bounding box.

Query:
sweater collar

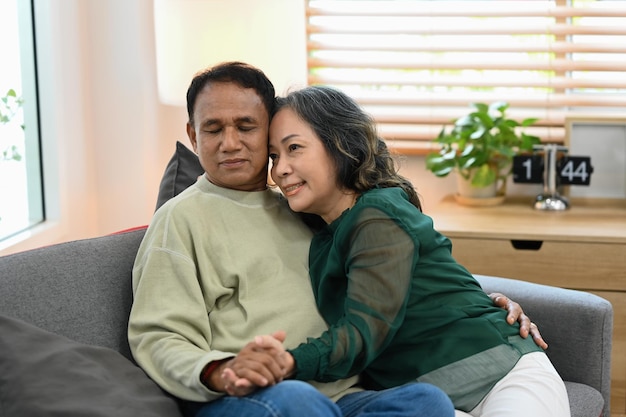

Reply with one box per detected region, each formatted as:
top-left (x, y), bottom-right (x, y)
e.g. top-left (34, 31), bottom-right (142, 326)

top-left (196, 175), bottom-right (281, 208)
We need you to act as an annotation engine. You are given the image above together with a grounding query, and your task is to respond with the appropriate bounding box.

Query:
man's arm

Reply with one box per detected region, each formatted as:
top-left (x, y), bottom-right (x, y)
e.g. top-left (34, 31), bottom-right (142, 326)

top-left (128, 216), bottom-right (238, 402)
top-left (489, 292), bottom-right (548, 349)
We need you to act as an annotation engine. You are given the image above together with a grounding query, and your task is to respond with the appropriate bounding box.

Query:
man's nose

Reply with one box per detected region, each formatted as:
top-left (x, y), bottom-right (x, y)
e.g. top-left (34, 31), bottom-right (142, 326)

top-left (221, 127), bottom-right (242, 150)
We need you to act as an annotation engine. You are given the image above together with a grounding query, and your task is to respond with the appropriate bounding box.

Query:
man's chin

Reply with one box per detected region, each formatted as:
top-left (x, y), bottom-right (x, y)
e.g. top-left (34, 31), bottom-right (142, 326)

top-left (212, 173), bottom-right (268, 192)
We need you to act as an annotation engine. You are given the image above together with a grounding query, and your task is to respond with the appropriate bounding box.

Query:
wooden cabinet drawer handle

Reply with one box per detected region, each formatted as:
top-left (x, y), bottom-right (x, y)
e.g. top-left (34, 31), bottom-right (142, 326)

top-left (510, 240), bottom-right (543, 250)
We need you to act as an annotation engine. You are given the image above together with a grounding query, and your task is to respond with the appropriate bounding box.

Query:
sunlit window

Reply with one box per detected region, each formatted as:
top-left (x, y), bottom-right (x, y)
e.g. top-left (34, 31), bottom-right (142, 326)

top-left (0, 0), bottom-right (44, 241)
top-left (306, 0), bottom-right (626, 154)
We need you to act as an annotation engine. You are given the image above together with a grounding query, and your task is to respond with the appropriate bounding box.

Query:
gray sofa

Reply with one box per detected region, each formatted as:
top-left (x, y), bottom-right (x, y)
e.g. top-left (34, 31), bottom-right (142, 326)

top-left (0, 227), bottom-right (613, 417)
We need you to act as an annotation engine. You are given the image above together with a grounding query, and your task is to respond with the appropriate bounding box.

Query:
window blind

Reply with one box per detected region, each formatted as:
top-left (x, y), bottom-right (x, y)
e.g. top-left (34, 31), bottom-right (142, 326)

top-left (306, 0), bottom-right (626, 155)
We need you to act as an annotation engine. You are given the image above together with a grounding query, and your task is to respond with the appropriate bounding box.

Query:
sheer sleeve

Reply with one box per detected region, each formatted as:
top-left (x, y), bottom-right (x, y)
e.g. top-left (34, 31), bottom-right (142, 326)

top-left (290, 207), bottom-right (415, 382)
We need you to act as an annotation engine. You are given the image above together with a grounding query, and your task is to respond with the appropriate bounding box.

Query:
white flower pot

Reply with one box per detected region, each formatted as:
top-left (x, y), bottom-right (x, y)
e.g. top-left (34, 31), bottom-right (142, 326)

top-left (454, 170), bottom-right (505, 206)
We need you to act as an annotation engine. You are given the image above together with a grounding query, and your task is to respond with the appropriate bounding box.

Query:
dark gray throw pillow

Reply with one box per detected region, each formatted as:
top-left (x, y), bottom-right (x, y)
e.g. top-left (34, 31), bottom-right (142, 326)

top-left (0, 314), bottom-right (183, 417)
top-left (155, 141), bottom-right (204, 211)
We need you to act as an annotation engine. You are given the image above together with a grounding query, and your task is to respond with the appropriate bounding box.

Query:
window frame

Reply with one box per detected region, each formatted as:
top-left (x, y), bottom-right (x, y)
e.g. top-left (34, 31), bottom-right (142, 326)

top-left (0, 0), bottom-right (44, 243)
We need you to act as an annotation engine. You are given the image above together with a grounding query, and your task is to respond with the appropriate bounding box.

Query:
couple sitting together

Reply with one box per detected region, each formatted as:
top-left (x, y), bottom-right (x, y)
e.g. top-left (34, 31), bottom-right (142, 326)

top-left (128, 61), bottom-right (570, 417)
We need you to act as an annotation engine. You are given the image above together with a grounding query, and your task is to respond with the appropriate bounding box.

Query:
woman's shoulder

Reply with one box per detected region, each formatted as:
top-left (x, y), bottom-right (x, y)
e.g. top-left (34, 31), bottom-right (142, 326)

top-left (355, 188), bottom-right (429, 225)
top-left (358, 187), bottom-right (410, 207)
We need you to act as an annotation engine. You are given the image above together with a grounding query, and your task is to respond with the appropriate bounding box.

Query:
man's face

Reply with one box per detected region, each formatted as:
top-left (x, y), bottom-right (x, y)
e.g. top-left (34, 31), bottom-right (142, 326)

top-left (187, 81), bottom-right (270, 191)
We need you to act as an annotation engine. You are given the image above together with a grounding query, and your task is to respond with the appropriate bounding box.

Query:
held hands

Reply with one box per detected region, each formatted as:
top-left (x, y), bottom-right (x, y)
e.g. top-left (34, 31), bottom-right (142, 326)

top-left (490, 292), bottom-right (548, 350)
top-left (219, 330), bottom-right (294, 397)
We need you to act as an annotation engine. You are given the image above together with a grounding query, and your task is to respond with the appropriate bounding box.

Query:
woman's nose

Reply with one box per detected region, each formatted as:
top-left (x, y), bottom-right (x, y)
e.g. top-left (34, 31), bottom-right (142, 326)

top-left (273, 156), bottom-right (291, 177)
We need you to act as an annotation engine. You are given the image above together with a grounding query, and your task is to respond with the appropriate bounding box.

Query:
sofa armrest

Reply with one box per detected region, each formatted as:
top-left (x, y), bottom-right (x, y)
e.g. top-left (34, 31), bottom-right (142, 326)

top-left (476, 275), bottom-right (613, 417)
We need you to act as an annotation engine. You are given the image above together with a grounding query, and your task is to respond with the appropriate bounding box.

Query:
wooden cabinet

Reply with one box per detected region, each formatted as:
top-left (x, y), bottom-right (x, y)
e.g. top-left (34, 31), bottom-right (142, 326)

top-left (428, 196), bottom-right (626, 417)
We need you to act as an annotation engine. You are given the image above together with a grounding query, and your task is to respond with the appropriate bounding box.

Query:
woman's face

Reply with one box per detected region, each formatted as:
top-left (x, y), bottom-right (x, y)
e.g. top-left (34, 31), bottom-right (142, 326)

top-left (269, 108), bottom-right (356, 223)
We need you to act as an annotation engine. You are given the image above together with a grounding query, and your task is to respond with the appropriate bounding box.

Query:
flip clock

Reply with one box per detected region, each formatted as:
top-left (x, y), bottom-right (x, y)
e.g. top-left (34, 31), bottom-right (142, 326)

top-left (512, 144), bottom-right (593, 210)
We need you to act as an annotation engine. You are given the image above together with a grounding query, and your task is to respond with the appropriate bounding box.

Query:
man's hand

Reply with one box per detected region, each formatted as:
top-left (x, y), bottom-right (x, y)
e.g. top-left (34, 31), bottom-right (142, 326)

top-left (220, 331), bottom-right (293, 396)
top-left (490, 292), bottom-right (548, 350)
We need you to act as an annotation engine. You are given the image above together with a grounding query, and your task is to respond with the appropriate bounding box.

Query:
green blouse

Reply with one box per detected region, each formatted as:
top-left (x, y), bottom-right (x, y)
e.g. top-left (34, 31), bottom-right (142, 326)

top-left (289, 187), bottom-right (541, 411)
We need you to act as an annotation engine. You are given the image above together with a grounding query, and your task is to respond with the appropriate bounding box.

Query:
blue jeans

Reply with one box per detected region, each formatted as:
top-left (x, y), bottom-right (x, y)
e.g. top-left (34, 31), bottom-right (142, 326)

top-left (186, 380), bottom-right (454, 417)
top-left (187, 381), bottom-right (341, 417)
top-left (338, 382), bottom-right (455, 417)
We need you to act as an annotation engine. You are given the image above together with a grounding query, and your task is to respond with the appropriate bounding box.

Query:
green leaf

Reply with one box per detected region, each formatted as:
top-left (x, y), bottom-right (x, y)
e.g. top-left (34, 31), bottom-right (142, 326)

top-left (501, 119), bottom-right (519, 128)
top-left (442, 148), bottom-right (457, 159)
top-left (471, 164), bottom-right (497, 187)
top-left (472, 102), bottom-right (489, 114)
top-left (432, 166), bottom-right (455, 177)
top-left (489, 101), bottom-right (509, 114)
top-left (521, 117), bottom-right (538, 127)
top-left (425, 152), bottom-right (456, 177)
top-left (469, 125), bottom-right (486, 140)
top-left (454, 115), bottom-right (474, 128)
top-left (460, 143), bottom-right (475, 157)
top-left (460, 156), bottom-right (478, 170)
top-left (472, 111), bottom-right (494, 129)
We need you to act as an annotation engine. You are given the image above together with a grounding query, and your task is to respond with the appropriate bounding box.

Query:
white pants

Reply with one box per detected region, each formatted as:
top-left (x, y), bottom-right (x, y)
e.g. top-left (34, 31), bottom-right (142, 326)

top-left (454, 352), bottom-right (570, 417)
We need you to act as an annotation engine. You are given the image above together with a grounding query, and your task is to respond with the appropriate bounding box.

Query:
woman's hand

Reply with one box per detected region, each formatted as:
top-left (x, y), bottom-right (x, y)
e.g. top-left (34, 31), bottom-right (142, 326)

top-left (490, 292), bottom-right (548, 350)
top-left (220, 331), bottom-right (295, 396)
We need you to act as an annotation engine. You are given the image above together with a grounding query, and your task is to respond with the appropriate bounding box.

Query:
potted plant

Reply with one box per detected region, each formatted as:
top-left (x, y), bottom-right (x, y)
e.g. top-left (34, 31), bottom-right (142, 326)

top-left (425, 101), bottom-right (540, 204)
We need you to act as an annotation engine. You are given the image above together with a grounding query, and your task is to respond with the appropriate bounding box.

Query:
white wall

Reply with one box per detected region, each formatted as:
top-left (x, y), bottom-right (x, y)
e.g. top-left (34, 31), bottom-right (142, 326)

top-left (153, 0), bottom-right (308, 105)
top-left (1, 0), bottom-right (188, 255)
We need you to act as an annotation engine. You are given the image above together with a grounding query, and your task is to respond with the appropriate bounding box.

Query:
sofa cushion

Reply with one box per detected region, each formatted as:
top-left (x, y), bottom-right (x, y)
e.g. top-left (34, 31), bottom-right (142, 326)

top-left (0, 314), bottom-right (183, 417)
top-left (155, 141), bottom-right (204, 211)
top-left (565, 381), bottom-right (604, 417)
top-left (0, 228), bottom-right (147, 360)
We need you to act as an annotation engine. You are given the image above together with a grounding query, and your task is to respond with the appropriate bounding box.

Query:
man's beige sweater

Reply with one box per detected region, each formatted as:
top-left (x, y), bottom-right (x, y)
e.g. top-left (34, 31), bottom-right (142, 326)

top-left (128, 175), bottom-right (359, 402)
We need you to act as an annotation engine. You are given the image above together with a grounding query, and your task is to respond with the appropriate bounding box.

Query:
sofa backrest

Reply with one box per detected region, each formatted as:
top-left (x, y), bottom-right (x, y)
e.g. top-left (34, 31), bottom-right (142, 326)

top-left (0, 228), bottom-right (146, 360)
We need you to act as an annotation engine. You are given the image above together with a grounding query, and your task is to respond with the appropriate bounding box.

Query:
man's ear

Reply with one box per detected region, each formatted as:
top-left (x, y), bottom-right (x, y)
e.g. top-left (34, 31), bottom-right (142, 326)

top-left (186, 122), bottom-right (197, 152)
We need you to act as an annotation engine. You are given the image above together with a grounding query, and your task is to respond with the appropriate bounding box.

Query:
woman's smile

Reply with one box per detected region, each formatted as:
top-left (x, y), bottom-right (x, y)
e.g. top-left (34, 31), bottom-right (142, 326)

top-left (282, 181), bottom-right (305, 196)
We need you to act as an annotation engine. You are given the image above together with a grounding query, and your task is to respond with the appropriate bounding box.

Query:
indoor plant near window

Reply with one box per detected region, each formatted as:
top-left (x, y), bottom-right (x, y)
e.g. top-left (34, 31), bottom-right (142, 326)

top-left (0, 88), bottom-right (24, 224)
top-left (425, 101), bottom-right (540, 205)
top-left (1, 88), bottom-right (24, 162)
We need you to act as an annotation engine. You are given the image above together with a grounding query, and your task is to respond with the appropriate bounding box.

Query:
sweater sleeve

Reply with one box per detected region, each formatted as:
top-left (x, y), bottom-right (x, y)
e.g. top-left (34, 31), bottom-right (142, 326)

top-left (128, 212), bottom-right (233, 402)
top-left (290, 207), bottom-right (415, 382)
